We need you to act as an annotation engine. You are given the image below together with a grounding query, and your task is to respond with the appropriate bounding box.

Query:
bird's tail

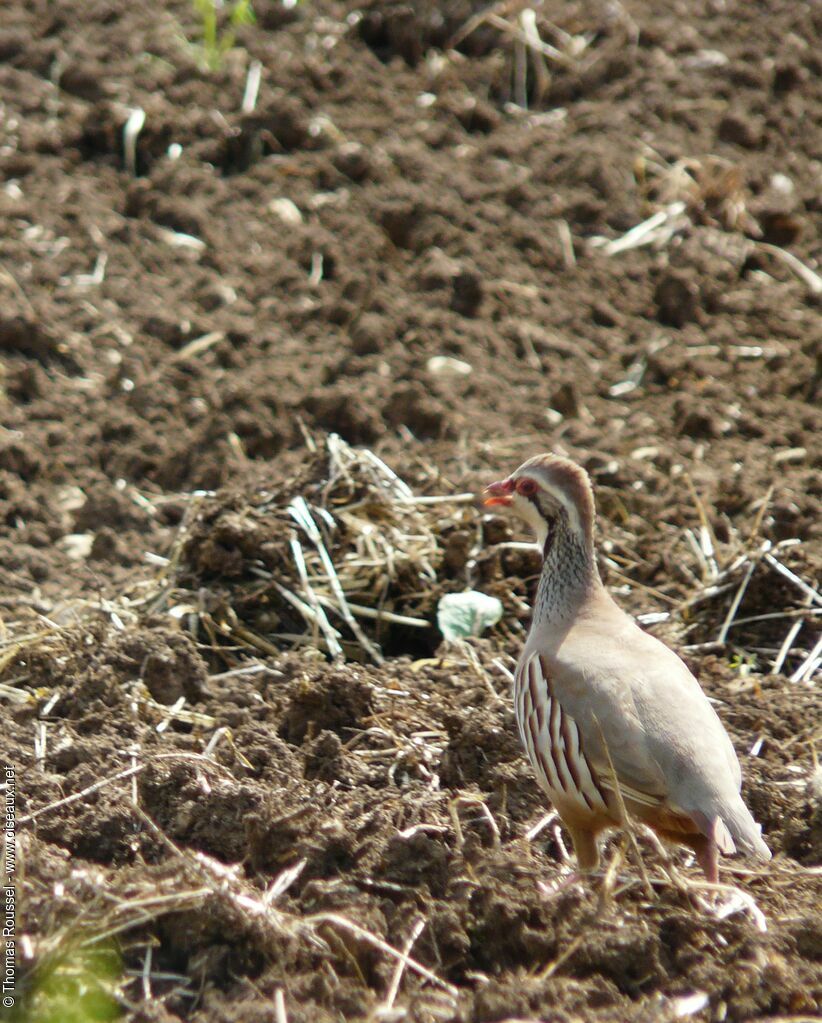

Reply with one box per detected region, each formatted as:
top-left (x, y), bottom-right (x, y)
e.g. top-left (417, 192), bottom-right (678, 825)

top-left (692, 798), bottom-right (771, 862)
top-left (724, 799), bottom-right (772, 861)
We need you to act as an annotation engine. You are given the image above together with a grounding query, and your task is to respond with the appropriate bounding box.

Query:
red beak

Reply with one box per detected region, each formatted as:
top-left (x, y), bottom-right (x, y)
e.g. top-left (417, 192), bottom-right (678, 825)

top-left (483, 480), bottom-right (513, 507)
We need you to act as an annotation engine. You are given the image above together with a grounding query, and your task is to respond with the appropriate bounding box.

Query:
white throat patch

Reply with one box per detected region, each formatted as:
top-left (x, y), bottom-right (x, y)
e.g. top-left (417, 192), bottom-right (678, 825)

top-left (510, 492), bottom-right (550, 547)
top-left (511, 480), bottom-right (583, 545)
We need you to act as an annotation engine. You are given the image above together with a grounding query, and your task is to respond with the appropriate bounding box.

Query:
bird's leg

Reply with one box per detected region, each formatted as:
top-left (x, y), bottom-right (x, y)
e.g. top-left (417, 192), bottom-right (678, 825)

top-left (536, 823), bottom-right (600, 898)
top-left (566, 824), bottom-right (601, 873)
top-left (689, 834), bottom-right (720, 884)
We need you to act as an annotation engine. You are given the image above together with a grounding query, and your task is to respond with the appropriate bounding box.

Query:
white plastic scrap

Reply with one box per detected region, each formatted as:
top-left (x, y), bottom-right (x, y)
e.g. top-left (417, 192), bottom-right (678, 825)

top-left (437, 591), bottom-right (503, 641)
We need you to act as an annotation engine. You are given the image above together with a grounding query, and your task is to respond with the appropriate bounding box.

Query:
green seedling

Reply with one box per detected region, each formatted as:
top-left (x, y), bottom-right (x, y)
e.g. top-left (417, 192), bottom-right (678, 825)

top-left (729, 650), bottom-right (758, 677)
top-left (192, 0), bottom-right (255, 70)
top-left (14, 939), bottom-right (121, 1023)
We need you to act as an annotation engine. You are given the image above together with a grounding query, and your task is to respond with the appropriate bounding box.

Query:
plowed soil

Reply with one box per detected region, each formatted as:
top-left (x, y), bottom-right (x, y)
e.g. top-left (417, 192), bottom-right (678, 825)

top-left (2, 1), bottom-right (821, 1021)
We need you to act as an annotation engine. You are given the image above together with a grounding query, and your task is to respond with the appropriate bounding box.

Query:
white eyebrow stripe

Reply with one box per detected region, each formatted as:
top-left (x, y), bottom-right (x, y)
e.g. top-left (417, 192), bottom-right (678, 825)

top-left (556, 489), bottom-right (582, 534)
top-left (538, 481), bottom-right (581, 536)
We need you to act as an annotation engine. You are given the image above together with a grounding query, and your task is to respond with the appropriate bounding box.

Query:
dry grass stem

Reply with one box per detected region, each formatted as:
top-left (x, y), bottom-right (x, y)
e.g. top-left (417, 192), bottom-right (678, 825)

top-left (589, 202), bottom-right (688, 256)
top-left (19, 765), bottom-right (145, 825)
top-left (382, 915), bottom-right (428, 1009)
top-left (148, 433), bottom-right (446, 665)
top-left (309, 913), bottom-right (458, 999)
top-left (755, 241), bottom-right (822, 297)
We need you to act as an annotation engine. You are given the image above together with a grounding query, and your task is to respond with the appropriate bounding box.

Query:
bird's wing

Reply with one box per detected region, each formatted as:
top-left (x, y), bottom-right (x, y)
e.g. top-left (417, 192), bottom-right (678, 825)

top-left (534, 594), bottom-right (742, 818)
top-left (601, 622), bottom-right (770, 859)
top-left (535, 643), bottom-right (672, 812)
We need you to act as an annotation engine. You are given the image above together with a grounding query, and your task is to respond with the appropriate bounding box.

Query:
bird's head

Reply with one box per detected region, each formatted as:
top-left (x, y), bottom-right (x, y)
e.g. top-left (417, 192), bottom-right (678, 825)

top-left (483, 453), bottom-right (596, 554)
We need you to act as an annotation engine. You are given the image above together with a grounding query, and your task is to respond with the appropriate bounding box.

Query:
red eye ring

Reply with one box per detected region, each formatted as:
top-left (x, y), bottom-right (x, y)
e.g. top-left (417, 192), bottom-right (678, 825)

top-left (516, 477), bottom-right (537, 497)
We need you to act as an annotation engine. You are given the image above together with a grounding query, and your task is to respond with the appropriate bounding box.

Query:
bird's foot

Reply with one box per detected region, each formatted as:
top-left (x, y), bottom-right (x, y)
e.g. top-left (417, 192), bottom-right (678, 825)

top-left (536, 871), bottom-right (588, 898)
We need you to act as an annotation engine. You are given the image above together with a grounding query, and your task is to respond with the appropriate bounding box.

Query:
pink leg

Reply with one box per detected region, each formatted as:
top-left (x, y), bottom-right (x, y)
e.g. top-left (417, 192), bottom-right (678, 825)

top-left (537, 824), bottom-right (601, 897)
top-left (691, 834), bottom-right (719, 883)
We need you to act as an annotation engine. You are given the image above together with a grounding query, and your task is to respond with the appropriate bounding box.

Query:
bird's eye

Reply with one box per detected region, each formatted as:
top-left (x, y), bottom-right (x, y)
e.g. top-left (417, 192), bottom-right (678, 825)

top-left (516, 478), bottom-right (537, 497)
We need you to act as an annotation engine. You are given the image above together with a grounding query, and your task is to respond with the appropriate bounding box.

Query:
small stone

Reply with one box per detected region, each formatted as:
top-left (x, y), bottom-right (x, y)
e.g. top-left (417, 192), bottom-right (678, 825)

top-left (332, 142), bottom-right (372, 182)
top-left (58, 533), bottom-right (94, 561)
top-left (268, 197), bottom-right (303, 225)
top-left (770, 173), bottom-right (795, 196)
top-left (426, 355), bottom-right (472, 377)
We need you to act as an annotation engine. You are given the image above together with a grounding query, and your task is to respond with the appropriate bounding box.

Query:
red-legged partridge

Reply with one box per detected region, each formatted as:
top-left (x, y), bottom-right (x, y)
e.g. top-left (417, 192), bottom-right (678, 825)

top-left (484, 453), bottom-right (771, 882)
